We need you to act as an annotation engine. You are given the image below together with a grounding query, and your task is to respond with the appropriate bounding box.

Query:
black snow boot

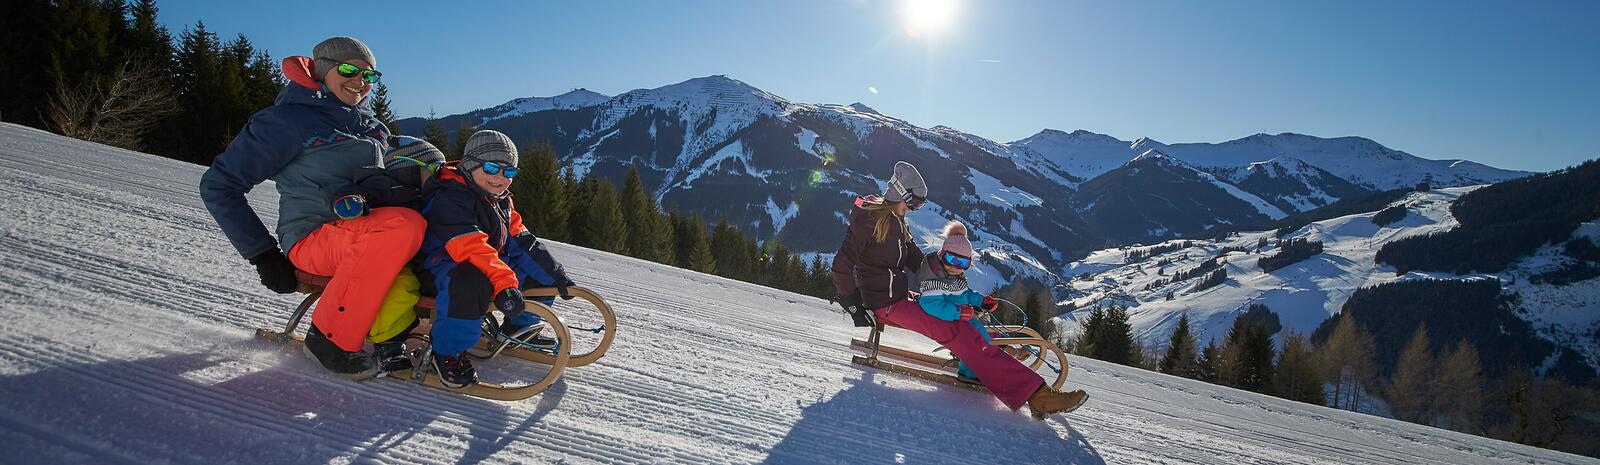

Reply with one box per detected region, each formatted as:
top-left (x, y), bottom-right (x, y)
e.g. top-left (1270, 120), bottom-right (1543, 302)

top-left (303, 324), bottom-right (379, 380)
top-left (498, 320), bottom-right (557, 349)
top-left (432, 352), bottom-right (478, 388)
top-left (373, 340), bottom-right (413, 374)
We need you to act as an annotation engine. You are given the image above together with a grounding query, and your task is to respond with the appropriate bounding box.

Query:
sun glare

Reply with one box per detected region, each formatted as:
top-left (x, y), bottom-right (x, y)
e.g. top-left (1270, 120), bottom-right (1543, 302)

top-left (902, 0), bottom-right (958, 38)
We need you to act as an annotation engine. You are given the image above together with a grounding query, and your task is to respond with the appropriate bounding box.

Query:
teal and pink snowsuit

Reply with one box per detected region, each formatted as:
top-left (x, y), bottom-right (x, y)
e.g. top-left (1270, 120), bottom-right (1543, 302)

top-left (831, 197), bottom-right (1044, 410)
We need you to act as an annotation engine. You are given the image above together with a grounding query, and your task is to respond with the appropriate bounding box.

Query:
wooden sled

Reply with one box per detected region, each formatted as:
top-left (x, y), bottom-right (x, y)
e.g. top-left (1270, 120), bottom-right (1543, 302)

top-left (255, 271), bottom-right (573, 401)
top-left (850, 320), bottom-right (1070, 392)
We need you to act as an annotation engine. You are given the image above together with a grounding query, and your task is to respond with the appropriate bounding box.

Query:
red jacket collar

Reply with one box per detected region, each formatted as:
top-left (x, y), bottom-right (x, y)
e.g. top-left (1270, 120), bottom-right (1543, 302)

top-left (282, 56), bottom-right (320, 90)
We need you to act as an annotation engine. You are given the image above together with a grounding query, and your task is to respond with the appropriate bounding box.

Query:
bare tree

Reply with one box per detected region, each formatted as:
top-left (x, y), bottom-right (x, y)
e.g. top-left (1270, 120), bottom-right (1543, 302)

top-left (46, 56), bottom-right (177, 151)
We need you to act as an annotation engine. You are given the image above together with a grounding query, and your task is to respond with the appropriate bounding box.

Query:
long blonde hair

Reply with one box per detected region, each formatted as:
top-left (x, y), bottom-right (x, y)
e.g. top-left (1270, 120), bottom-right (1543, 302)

top-left (860, 197), bottom-right (912, 244)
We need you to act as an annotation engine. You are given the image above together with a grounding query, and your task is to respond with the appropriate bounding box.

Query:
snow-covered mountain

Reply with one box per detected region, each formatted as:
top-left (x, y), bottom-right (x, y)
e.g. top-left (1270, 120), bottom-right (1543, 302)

top-left (1057, 185), bottom-right (1600, 383)
top-left (396, 76), bottom-right (1531, 284)
top-left (5, 123), bottom-right (1594, 464)
top-left (1161, 133), bottom-right (1526, 191)
top-left (1214, 156), bottom-right (1373, 213)
top-left (1070, 150), bottom-right (1285, 243)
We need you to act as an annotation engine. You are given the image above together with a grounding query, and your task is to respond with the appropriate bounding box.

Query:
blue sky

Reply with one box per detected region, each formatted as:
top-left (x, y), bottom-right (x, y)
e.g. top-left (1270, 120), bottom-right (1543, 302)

top-left (156, 0), bottom-right (1598, 172)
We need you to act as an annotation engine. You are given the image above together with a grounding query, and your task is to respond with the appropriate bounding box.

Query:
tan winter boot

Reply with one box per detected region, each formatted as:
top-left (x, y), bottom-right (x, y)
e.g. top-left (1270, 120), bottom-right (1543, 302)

top-left (1027, 387), bottom-right (1088, 419)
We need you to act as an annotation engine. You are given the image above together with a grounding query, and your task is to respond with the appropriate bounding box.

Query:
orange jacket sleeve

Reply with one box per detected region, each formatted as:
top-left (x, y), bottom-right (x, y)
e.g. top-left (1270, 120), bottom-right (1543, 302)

top-left (445, 231), bottom-right (520, 293)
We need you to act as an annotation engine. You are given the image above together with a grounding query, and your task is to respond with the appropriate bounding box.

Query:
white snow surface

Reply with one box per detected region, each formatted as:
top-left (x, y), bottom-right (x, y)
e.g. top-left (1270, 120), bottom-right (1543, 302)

top-left (1, 123), bottom-right (1593, 464)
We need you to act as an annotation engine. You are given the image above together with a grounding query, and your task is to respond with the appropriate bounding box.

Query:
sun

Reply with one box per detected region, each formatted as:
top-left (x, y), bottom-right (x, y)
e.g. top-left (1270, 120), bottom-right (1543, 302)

top-left (901, 0), bottom-right (958, 38)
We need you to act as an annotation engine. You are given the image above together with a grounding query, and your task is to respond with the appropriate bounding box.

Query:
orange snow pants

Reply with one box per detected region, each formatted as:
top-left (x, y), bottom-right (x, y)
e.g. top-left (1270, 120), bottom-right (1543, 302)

top-left (288, 207), bottom-right (426, 352)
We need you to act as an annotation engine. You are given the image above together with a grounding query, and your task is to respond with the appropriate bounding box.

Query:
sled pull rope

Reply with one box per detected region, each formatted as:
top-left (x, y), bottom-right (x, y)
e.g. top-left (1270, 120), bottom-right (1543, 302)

top-left (989, 298), bottom-right (1063, 374)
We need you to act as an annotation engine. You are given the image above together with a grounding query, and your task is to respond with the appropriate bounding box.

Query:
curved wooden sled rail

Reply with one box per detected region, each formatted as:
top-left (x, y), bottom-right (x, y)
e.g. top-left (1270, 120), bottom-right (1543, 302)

top-left (510, 286), bottom-right (615, 367)
top-left (255, 273), bottom-right (573, 401)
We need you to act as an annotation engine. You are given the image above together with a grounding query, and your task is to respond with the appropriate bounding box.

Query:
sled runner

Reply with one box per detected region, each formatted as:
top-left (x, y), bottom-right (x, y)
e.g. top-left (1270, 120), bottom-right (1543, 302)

top-left (256, 271), bottom-right (596, 401)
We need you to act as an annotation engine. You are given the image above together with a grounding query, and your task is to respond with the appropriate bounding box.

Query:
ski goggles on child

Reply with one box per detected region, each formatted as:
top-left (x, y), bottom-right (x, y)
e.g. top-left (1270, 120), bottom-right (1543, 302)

top-left (478, 160), bottom-right (519, 178)
top-left (335, 62), bottom-right (382, 83)
top-left (940, 250), bottom-right (972, 269)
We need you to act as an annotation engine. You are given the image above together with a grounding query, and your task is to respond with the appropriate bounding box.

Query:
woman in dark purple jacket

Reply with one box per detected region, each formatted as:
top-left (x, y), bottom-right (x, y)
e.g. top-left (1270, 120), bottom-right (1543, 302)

top-left (831, 161), bottom-right (1087, 418)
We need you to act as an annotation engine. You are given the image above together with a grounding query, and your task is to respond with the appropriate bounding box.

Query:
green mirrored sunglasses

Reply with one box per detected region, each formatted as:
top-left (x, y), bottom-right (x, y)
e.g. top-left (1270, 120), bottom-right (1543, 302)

top-left (335, 62), bottom-right (382, 83)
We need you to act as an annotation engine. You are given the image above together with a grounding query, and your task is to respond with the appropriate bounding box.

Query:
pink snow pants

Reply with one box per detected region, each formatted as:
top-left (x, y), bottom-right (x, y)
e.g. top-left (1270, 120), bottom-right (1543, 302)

top-left (289, 207), bottom-right (426, 352)
top-left (875, 299), bottom-right (1044, 410)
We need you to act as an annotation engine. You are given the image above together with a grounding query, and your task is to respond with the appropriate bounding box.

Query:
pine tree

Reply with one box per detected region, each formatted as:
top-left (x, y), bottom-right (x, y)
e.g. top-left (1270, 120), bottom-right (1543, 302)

top-left (450, 121), bottom-right (476, 160)
top-left (1220, 316), bottom-right (1276, 393)
top-left (711, 216), bottom-right (751, 280)
top-left (807, 254), bottom-right (831, 298)
top-left (1082, 305), bottom-right (1136, 366)
top-left (1196, 339), bottom-right (1221, 383)
top-left (582, 178), bottom-right (626, 253)
top-left (422, 109), bottom-right (449, 157)
top-left (643, 210), bottom-right (675, 265)
top-left (507, 142), bottom-right (565, 241)
top-left (1435, 340), bottom-right (1484, 432)
top-left (619, 166), bottom-right (672, 262)
top-left (1387, 324), bottom-right (1436, 423)
top-left (371, 81), bottom-right (398, 133)
top-left (684, 214), bottom-right (715, 273)
top-left (1159, 313), bottom-right (1198, 378)
top-left (51, 0), bottom-right (116, 94)
top-left (767, 242), bottom-right (792, 289)
top-left (1272, 332), bottom-right (1324, 406)
top-left (564, 168), bottom-right (589, 244)
top-left (0, 0), bottom-right (62, 128)
top-left (172, 21), bottom-right (241, 164)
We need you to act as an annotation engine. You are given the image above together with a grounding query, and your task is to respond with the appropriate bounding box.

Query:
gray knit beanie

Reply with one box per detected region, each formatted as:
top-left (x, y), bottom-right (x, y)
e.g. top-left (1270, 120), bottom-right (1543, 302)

top-left (884, 161), bottom-right (927, 203)
top-left (313, 36), bottom-right (377, 80)
top-left (384, 136), bottom-right (444, 170)
top-left (460, 130), bottom-right (519, 174)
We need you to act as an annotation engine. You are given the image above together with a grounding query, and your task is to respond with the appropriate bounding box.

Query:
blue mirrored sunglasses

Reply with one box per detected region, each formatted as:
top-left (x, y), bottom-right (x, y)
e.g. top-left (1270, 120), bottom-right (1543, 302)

top-left (479, 160), bottom-right (518, 178)
top-left (940, 251), bottom-right (972, 269)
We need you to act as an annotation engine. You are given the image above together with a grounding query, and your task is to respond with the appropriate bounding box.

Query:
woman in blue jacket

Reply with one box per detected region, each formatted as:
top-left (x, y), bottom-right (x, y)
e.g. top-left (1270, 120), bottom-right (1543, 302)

top-left (199, 37), bottom-right (425, 380)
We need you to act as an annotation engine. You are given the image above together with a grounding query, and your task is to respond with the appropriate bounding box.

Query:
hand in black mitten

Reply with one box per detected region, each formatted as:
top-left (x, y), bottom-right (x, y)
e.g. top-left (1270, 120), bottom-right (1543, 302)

top-left (555, 278), bottom-right (576, 300)
top-left (248, 250), bottom-right (299, 294)
top-left (836, 291), bottom-right (875, 327)
top-left (494, 288), bottom-right (526, 318)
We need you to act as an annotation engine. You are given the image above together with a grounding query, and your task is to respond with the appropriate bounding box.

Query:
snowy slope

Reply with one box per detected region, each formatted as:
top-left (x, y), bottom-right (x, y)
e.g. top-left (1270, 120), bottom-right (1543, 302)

top-left (1, 123), bottom-right (1592, 464)
top-left (1058, 184), bottom-right (1600, 374)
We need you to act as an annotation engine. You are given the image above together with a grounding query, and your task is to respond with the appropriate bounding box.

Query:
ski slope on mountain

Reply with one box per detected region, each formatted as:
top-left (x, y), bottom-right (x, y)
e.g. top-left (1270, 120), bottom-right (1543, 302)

top-left (1, 123), bottom-right (1591, 464)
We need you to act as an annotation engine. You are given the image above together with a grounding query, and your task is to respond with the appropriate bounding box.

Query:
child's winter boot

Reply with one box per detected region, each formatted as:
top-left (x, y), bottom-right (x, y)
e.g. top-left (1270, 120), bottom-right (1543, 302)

top-left (1027, 387), bottom-right (1088, 419)
top-left (432, 352), bottom-right (478, 388)
top-left (303, 324), bottom-right (379, 380)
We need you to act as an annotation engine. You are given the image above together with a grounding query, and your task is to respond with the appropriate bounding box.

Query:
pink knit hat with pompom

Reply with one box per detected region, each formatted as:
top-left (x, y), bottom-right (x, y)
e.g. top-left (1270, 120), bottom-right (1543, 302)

top-left (941, 221), bottom-right (973, 257)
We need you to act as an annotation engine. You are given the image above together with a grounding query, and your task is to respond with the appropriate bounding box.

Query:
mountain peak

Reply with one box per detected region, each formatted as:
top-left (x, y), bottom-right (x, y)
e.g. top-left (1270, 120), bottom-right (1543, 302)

top-left (848, 102), bottom-right (881, 114)
top-left (1132, 148), bottom-right (1172, 162)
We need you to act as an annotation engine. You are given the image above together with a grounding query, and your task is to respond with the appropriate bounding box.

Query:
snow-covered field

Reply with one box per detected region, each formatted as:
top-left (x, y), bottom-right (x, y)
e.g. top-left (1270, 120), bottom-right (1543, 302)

top-left (1, 123), bottom-right (1592, 464)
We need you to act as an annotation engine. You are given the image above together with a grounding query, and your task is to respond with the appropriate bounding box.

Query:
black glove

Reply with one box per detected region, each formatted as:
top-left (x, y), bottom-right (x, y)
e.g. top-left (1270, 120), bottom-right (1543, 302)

top-left (836, 291), bottom-right (875, 327)
top-left (248, 250), bottom-right (299, 294)
top-left (555, 279), bottom-right (575, 300)
top-left (494, 288), bottom-right (526, 318)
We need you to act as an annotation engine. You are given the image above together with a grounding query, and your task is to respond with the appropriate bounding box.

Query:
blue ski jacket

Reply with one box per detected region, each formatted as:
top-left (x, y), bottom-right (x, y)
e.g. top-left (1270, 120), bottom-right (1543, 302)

top-left (199, 56), bottom-right (389, 259)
